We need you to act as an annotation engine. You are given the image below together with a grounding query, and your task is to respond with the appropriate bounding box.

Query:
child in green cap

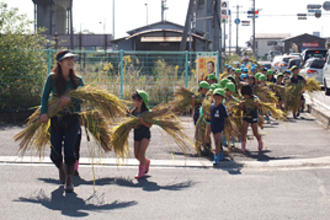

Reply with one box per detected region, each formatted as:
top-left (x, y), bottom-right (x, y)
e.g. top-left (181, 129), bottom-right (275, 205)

top-left (266, 70), bottom-right (276, 83)
top-left (131, 90), bottom-right (153, 179)
top-left (206, 74), bottom-right (218, 85)
top-left (192, 81), bottom-right (209, 125)
top-left (210, 88), bottom-right (232, 165)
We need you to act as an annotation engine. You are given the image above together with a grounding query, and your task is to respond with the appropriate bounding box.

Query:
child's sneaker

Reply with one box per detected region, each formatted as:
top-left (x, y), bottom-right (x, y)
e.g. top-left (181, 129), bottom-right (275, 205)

top-left (218, 150), bottom-right (224, 161)
top-left (135, 165), bottom-right (146, 179)
top-left (241, 141), bottom-right (246, 153)
top-left (213, 154), bottom-right (219, 166)
top-left (145, 159), bottom-right (150, 174)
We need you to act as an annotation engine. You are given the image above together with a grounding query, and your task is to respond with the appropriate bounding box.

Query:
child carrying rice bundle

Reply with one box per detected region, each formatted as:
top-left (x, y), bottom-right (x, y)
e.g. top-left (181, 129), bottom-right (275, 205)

top-left (111, 90), bottom-right (191, 179)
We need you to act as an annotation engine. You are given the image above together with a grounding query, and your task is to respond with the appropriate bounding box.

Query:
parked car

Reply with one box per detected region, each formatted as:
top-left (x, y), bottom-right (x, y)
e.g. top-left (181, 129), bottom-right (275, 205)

top-left (323, 50), bottom-right (330, 96)
top-left (288, 58), bottom-right (303, 69)
top-left (300, 58), bottom-right (325, 84)
top-left (272, 55), bottom-right (300, 72)
top-left (259, 61), bottom-right (272, 70)
top-left (301, 49), bottom-right (328, 64)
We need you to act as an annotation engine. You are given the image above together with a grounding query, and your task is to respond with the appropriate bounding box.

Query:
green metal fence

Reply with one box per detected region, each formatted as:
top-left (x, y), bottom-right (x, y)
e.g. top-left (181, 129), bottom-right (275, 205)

top-left (45, 49), bottom-right (220, 106)
top-left (1, 49), bottom-right (219, 113)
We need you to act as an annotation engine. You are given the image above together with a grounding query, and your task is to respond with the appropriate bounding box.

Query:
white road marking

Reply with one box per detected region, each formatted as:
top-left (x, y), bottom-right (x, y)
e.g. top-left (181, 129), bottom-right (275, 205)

top-left (1, 156), bottom-right (330, 170)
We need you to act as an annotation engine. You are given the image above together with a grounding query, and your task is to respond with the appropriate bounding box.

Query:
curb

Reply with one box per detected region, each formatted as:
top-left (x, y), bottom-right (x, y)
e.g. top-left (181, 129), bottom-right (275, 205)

top-left (1, 156), bottom-right (330, 170)
top-left (306, 95), bottom-right (330, 129)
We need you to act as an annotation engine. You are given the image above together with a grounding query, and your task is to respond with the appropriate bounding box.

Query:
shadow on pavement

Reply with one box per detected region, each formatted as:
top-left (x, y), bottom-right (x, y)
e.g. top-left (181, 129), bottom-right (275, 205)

top-left (213, 158), bottom-right (243, 175)
top-left (14, 186), bottom-right (137, 217)
top-left (243, 150), bottom-right (292, 162)
top-left (38, 176), bottom-right (195, 192)
top-left (126, 177), bottom-right (195, 192)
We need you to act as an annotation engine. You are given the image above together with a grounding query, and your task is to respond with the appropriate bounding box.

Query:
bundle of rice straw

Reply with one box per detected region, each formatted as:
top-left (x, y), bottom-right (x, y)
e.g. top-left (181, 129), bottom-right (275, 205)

top-left (111, 104), bottom-right (191, 159)
top-left (283, 82), bottom-right (304, 114)
top-left (259, 102), bottom-right (287, 121)
top-left (170, 87), bottom-right (195, 114)
top-left (254, 86), bottom-right (279, 103)
top-left (268, 83), bottom-right (286, 99)
top-left (305, 78), bottom-right (321, 93)
top-left (223, 101), bottom-right (242, 142)
top-left (194, 116), bottom-right (207, 155)
top-left (79, 110), bottom-right (113, 152)
top-left (14, 87), bottom-right (126, 156)
top-left (70, 85), bottom-right (128, 120)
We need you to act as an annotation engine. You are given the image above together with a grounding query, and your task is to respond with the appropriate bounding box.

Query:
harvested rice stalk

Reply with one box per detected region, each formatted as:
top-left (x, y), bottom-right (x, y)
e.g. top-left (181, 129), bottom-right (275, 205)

top-left (15, 87), bottom-right (123, 156)
top-left (283, 82), bottom-right (304, 114)
top-left (254, 86), bottom-right (279, 103)
top-left (194, 116), bottom-right (207, 155)
top-left (14, 97), bottom-right (64, 155)
top-left (111, 105), bottom-right (190, 159)
top-left (259, 102), bottom-right (286, 120)
top-left (70, 86), bottom-right (128, 119)
top-left (170, 87), bottom-right (195, 114)
top-left (79, 110), bottom-right (113, 152)
top-left (305, 78), bottom-right (321, 93)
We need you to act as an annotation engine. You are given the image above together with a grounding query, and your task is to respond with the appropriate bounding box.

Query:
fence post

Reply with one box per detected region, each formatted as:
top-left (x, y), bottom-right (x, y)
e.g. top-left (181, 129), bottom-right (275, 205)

top-left (185, 51), bottom-right (189, 88)
top-left (47, 49), bottom-right (52, 74)
top-left (216, 51), bottom-right (219, 78)
top-left (119, 50), bottom-right (124, 99)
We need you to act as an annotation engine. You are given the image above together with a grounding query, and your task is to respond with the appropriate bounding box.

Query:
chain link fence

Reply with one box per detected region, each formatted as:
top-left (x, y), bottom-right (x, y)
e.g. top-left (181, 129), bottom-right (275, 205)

top-left (1, 49), bottom-right (220, 115)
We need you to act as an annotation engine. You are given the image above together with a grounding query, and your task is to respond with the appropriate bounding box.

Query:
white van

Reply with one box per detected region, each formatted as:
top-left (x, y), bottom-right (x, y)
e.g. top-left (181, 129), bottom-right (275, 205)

top-left (323, 50), bottom-right (330, 95)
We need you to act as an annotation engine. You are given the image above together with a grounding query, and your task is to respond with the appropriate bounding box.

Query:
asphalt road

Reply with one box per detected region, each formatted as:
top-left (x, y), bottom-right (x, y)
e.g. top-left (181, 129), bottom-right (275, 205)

top-left (1, 91), bottom-right (330, 219)
top-left (1, 164), bottom-right (330, 220)
top-left (2, 111), bottom-right (330, 162)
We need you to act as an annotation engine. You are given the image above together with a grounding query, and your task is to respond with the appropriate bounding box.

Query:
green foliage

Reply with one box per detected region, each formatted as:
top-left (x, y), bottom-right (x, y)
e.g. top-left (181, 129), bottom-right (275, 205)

top-left (0, 2), bottom-right (48, 112)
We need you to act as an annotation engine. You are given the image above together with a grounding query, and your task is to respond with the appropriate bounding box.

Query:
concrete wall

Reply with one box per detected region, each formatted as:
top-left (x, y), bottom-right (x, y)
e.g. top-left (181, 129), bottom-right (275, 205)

top-left (256, 38), bottom-right (284, 58)
top-left (33, 0), bottom-right (69, 35)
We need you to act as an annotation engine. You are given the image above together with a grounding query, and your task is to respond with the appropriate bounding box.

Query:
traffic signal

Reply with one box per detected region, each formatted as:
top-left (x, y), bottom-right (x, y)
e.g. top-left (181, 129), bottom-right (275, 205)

top-left (247, 10), bottom-right (259, 14)
top-left (315, 10), bottom-right (322, 18)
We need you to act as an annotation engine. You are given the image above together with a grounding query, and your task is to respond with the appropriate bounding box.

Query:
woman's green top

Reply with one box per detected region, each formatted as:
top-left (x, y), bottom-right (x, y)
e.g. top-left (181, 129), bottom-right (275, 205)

top-left (41, 73), bottom-right (84, 114)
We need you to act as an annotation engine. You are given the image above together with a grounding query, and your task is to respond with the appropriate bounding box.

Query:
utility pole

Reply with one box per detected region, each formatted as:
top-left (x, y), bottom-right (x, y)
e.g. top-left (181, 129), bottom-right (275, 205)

top-left (145, 3), bottom-right (149, 25)
top-left (180, 0), bottom-right (195, 51)
top-left (236, 5), bottom-right (239, 54)
top-left (112, 0), bottom-right (115, 39)
top-left (215, 0), bottom-right (222, 73)
top-left (252, 0), bottom-right (256, 57)
top-left (69, 0), bottom-right (74, 49)
top-left (229, 9), bottom-right (232, 55)
top-left (223, 17), bottom-right (226, 55)
top-left (161, 0), bottom-right (168, 23)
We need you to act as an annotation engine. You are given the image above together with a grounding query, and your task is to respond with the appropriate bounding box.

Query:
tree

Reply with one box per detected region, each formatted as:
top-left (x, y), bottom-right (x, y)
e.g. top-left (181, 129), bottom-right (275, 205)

top-left (0, 2), bottom-right (49, 113)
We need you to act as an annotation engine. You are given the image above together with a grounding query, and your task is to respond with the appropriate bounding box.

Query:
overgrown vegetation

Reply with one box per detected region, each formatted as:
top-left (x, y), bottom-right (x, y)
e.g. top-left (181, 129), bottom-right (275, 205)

top-left (0, 3), bottom-right (48, 113)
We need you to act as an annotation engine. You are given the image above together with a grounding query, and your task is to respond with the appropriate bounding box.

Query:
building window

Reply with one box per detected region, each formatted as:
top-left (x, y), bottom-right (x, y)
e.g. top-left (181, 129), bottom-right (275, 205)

top-left (267, 41), bottom-right (278, 46)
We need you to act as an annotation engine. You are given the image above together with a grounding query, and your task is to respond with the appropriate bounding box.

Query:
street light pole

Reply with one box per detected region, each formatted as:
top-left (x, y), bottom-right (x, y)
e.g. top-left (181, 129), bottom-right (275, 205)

top-left (229, 9), bottom-right (232, 55)
top-left (145, 3), bottom-right (149, 25)
top-left (236, 5), bottom-right (239, 54)
top-left (112, 0), bottom-right (115, 39)
top-left (252, 0), bottom-right (256, 57)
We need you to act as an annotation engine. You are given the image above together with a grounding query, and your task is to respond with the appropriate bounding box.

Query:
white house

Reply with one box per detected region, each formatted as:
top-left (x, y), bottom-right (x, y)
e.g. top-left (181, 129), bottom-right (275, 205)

top-left (255, 33), bottom-right (291, 58)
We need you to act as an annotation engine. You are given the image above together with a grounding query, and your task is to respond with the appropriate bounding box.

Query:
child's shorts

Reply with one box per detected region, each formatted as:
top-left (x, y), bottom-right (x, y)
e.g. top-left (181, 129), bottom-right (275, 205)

top-left (243, 116), bottom-right (258, 124)
top-left (211, 127), bottom-right (224, 134)
top-left (134, 129), bottom-right (151, 141)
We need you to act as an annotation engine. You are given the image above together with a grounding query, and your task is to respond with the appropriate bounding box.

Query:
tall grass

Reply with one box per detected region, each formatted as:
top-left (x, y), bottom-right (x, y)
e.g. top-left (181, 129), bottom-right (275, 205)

top-left (78, 58), bottom-right (197, 106)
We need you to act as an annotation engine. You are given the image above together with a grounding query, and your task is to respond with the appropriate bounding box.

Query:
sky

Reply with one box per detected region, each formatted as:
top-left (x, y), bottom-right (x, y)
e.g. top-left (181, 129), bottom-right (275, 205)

top-left (2, 0), bottom-right (330, 47)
